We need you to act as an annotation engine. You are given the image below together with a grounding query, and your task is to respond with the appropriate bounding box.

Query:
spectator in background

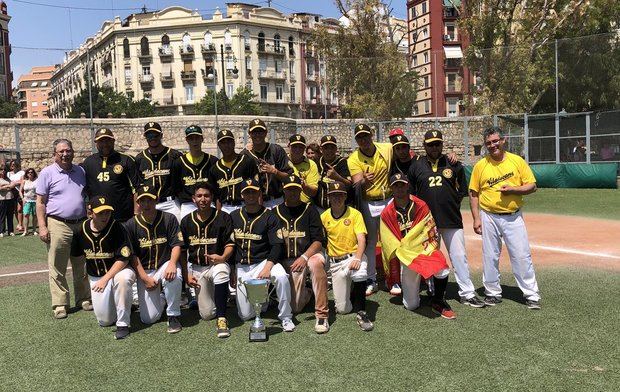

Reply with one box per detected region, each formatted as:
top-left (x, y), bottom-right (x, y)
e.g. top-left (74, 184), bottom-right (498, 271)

top-left (0, 166), bottom-right (16, 237)
top-left (20, 168), bottom-right (38, 236)
top-left (599, 140), bottom-right (615, 161)
top-left (306, 143), bottom-right (322, 163)
top-left (8, 160), bottom-right (25, 233)
top-left (571, 139), bottom-right (586, 162)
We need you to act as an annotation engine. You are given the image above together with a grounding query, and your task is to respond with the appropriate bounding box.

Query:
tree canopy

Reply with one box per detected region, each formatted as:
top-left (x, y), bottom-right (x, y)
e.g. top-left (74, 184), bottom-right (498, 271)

top-left (194, 87), bottom-right (262, 115)
top-left (67, 86), bottom-right (157, 118)
top-left (0, 98), bottom-right (19, 118)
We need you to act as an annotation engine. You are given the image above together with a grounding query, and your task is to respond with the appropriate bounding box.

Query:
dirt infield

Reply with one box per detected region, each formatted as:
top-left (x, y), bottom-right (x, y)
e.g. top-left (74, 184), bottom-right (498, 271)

top-left (0, 213), bottom-right (618, 289)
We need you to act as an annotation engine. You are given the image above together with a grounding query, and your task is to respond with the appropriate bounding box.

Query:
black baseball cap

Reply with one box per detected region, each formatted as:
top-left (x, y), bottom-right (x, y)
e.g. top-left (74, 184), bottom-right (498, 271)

top-left (143, 121), bottom-right (162, 134)
top-left (89, 195), bottom-right (114, 214)
top-left (424, 130), bottom-right (443, 144)
top-left (320, 135), bottom-right (337, 146)
top-left (282, 174), bottom-right (303, 190)
top-left (136, 184), bottom-right (157, 201)
top-left (185, 125), bottom-right (203, 137)
top-left (391, 135), bottom-right (409, 147)
top-left (217, 129), bottom-right (234, 142)
top-left (249, 118), bottom-right (267, 133)
top-left (354, 123), bottom-right (372, 138)
top-left (241, 178), bottom-right (261, 193)
top-left (389, 173), bottom-right (409, 186)
top-left (94, 128), bottom-right (115, 141)
top-left (289, 134), bottom-right (306, 147)
top-left (327, 181), bottom-right (347, 195)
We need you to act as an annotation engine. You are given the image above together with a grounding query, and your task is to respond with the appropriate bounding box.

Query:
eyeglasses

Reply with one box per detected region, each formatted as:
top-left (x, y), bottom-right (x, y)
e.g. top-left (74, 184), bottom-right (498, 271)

top-left (485, 139), bottom-right (502, 146)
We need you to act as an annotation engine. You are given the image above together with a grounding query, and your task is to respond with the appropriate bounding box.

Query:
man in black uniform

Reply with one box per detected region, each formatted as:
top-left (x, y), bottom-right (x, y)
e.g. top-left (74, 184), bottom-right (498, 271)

top-left (172, 125), bottom-right (217, 219)
top-left (390, 135), bottom-right (415, 177)
top-left (230, 178), bottom-right (295, 332)
top-left (73, 196), bottom-right (135, 339)
top-left (135, 122), bottom-right (183, 221)
top-left (314, 135), bottom-right (352, 214)
top-left (125, 185), bottom-right (184, 333)
top-left (180, 182), bottom-right (234, 338)
top-left (82, 128), bottom-right (139, 222)
top-left (407, 130), bottom-right (484, 307)
top-left (242, 119), bottom-right (292, 209)
top-left (209, 129), bottom-right (259, 214)
top-left (274, 175), bottom-right (329, 333)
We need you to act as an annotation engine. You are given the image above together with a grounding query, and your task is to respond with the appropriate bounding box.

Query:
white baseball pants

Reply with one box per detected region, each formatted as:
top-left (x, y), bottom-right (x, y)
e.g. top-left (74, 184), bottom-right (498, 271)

top-left (401, 267), bottom-right (450, 311)
top-left (263, 197), bottom-right (284, 210)
top-left (88, 268), bottom-right (135, 327)
top-left (179, 201), bottom-right (198, 220)
top-left (329, 254), bottom-right (368, 314)
top-left (360, 199), bottom-right (390, 281)
top-left (220, 203), bottom-right (243, 215)
top-left (438, 228), bottom-right (477, 300)
top-left (480, 210), bottom-right (540, 301)
top-left (189, 263), bottom-right (230, 320)
top-left (156, 199), bottom-right (181, 222)
top-left (236, 260), bottom-right (292, 321)
top-left (137, 260), bottom-right (183, 324)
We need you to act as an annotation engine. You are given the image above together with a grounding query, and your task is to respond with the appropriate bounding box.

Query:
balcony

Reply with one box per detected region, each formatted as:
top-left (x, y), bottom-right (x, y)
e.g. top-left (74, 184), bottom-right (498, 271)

top-left (139, 74), bottom-right (154, 85)
top-left (444, 7), bottom-right (458, 18)
top-left (180, 70), bottom-right (196, 81)
top-left (443, 34), bottom-right (458, 43)
top-left (445, 82), bottom-right (462, 93)
top-left (102, 56), bottom-right (112, 69)
top-left (201, 43), bottom-right (216, 54)
top-left (289, 49), bottom-right (295, 57)
top-left (444, 58), bottom-right (462, 68)
top-left (258, 70), bottom-right (287, 80)
top-left (289, 73), bottom-right (296, 81)
top-left (160, 72), bottom-right (174, 84)
top-left (304, 50), bottom-right (315, 58)
top-left (257, 44), bottom-right (286, 56)
top-left (159, 46), bottom-right (173, 61)
top-left (226, 68), bottom-right (239, 79)
top-left (224, 44), bottom-right (232, 52)
top-left (244, 43), bottom-right (251, 52)
top-left (102, 79), bottom-right (113, 88)
top-left (201, 68), bottom-right (217, 81)
top-left (305, 73), bottom-right (317, 82)
top-left (180, 45), bottom-right (194, 59)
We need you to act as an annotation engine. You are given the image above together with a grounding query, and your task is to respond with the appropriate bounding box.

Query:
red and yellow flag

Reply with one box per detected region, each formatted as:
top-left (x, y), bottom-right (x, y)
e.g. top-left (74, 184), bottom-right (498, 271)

top-left (380, 196), bottom-right (448, 279)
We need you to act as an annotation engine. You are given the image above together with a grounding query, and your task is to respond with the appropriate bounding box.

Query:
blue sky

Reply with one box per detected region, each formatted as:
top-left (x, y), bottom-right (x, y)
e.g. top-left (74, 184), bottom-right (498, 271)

top-left (7, 0), bottom-right (408, 85)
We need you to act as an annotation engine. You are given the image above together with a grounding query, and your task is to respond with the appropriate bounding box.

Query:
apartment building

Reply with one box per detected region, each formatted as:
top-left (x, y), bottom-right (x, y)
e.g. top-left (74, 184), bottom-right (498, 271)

top-left (407, 0), bottom-right (471, 117)
top-left (48, 4), bottom-right (341, 119)
top-left (16, 66), bottom-right (56, 118)
top-left (0, 1), bottom-right (12, 100)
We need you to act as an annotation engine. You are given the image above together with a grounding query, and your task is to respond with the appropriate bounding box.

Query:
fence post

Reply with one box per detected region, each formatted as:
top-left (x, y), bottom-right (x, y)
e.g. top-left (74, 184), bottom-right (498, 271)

top-left (555, 113), bottom-right (560, 163)
top-left (585, 113), bottom-right (591, 164)
top-left (243, 125), bottom-right (248, 150)
top-left (91, 126), bottom-right (97, 153)
top-left (406, 120), bottom-right (411, 140)
top-left (524, 113), bottom-right (529, 163)
top-left (350, 122), bottom-right (356, 152)
top-left (493, 115), bottom-right (498, 127)
top-left (13, 124), bottom-right (21, 158)
top-left (463, 118), bottom-right (469, 165)
top-left (270, 126), bottom-right (276, 144)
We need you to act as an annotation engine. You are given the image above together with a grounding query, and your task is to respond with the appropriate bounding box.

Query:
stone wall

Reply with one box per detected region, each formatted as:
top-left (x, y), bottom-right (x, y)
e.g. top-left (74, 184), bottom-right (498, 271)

top-left (0, 115), bottom-right (494, 171)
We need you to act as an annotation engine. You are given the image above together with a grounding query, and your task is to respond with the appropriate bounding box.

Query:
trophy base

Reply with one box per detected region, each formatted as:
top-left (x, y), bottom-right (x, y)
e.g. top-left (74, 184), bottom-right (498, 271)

top-left (249, 331), bottom-right (268, 342)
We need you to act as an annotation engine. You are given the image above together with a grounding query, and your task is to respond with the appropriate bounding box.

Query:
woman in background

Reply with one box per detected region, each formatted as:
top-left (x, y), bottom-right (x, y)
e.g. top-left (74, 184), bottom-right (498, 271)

top-left (306, 143), bottom-right (322, 163)
top-left (0, 166), bottom-right (16, 237)
top-left (20, 168), bottom-right (38, 236)
top-left (8, 160), bottom-right (25, 233)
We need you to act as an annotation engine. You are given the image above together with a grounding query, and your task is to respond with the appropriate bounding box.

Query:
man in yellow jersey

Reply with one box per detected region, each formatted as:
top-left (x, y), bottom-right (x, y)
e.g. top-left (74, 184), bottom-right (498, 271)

top-left (321, 181), bottom-right (373, 331)
top-left (347, 123), bottom-right (393, 296)
top-left (469, 127), bottom-right (541, 310)
top-left (287, 134), bottom-right (320, 203)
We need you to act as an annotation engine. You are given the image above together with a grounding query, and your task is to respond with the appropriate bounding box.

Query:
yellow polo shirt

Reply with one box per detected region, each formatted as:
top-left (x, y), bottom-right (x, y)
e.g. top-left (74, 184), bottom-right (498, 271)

top-left (290, 157), bottom-right (320, 203)
top-left (469, 151), bottom-right (536, 214)
top-left (347, 142), bottom-right (393, 200)
top-left (321, 206), bottom-right (367, 257)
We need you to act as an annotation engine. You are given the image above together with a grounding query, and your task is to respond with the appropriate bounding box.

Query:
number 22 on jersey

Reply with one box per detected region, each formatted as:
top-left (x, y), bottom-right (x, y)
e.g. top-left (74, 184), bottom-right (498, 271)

top-left (428, 175), bottom-right (443, 187)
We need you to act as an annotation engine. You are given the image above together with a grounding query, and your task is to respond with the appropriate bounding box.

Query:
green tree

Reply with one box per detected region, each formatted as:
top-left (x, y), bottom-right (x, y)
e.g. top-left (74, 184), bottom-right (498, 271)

top-left (228, 87), bottom-right (262, 115)
top-left (68, 86), bottom-right (156, 118)
top-left (312, 0), bottom-right (417, 119)
top-left (194, 89), bottom-right (230, 115)
top-left (0, 98), bottom-right (19, 118)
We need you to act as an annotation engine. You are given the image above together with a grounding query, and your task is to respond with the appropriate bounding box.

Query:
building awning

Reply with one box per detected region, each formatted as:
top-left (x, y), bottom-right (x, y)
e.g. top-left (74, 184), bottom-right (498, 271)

top-left (163, 88), bottom-right (173, 103)
top-left (443, 0), bottom-right (462, 6)
top-left (443, 46), bottom-right (463, 59)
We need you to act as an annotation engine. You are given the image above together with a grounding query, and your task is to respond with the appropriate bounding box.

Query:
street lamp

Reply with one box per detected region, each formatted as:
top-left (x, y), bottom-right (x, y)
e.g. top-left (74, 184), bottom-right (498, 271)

top-left (207, 73), bottom-right (219, 132)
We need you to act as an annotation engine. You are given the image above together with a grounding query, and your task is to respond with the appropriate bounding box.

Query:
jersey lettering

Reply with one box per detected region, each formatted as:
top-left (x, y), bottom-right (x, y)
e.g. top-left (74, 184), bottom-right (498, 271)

top-left (428, 176), bottom-right (443, 187)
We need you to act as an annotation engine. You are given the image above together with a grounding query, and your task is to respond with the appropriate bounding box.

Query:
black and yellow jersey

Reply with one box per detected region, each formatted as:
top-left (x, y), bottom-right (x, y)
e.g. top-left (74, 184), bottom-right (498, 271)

top-left (124, 211), bottom-right (184, 270)
top-left (208, 153), bottom-right (259, 204)
top-left (242, 143), bottom-right (293, 200)
top-left (273, 202), bottom-right (325, 259)
top-left (179, 209), bottom-right (234, 266)
top-left (73, 219), bottom-right (132, 277)
top-left (230, 206), bottom-right (283, 265)
top-left (314, 156), bottom-right (352, 209)
top-left (135, 147), bottom-right (182, 202)
top-left (171, 152), bottom-right (218, 203)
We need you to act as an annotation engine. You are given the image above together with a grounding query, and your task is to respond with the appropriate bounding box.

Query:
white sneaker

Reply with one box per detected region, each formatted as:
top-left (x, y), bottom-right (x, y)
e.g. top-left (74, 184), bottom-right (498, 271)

top-left (365, 282), bottom-right (378, 296)
top-left (314, 318), bottom-right (330, 334)
top-left (281, 318), bottom-right (295, 332)
top-left (33, 231), bottom-right (38, 236)
top-left (21, 231), bottom-right (28, 237)
top-left (389, 283), bottom-right (402, 296)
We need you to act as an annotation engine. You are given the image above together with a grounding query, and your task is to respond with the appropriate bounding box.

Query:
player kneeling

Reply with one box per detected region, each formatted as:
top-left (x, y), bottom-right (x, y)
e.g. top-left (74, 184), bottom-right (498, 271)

top-left (380, 174), bottom-right (455, 319)
top-left (321, 182), bottom-right (374, 331)
top-left (125, 185), bottom-right (184, 333)
top-left (73, 196), bottom-right (135, 340)
top-left (180, 182), bottom-right (234, 338)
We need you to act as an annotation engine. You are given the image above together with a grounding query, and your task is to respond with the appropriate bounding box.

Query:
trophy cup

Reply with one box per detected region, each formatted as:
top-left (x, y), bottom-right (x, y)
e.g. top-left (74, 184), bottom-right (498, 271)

top-left (238, 278), bottom-right (272, 342)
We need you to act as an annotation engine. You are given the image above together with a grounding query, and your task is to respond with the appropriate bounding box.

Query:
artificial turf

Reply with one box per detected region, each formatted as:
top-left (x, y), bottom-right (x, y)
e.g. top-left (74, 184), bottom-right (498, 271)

top-left (0, 267), bottom-right (617, 391)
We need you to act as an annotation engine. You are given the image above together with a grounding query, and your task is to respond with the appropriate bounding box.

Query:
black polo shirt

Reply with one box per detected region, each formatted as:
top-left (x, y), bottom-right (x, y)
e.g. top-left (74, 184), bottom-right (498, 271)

top-left (407, 155), bottom-right (468, 229)
top-left (82, 151), bottom-right (139, 221)
top-left (314, 156), bottom-right (353, 209)
top-left (171, 152), bottom-right (218, 203)
top-left (208, 153), bottom-right (259, 204)
top-left (273, 202), bottom-right (325, 259)
top-left (242, 143), bottom-right (292, 200)
top-left (124, 211), bottom-right (184, 270)
top-left (73, 219), bottom-right (132, 277)
top-left (230, 206), bottom-right (283, 265)
top-left (180, 209), bottom-right (234, 266)
top-left (135, 147), bottom-right (182, 202)
top-left (390, 158), bottom-right (415, 176)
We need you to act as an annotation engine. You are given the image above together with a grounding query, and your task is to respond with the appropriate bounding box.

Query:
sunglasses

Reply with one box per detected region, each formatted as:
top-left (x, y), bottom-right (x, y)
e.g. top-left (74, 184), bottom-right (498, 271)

top-left (426, 141), bottom-right (442, 147)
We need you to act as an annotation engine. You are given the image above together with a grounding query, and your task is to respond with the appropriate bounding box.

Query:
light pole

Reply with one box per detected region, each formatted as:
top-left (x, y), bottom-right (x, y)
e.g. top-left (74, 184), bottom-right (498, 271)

top-left (207, 73), bottom-right (219, 132)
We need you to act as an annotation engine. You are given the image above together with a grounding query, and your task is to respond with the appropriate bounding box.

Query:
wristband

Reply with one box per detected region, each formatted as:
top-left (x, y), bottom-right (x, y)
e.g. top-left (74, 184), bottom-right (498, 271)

top-left (301, 254), bottom-right (309, 262)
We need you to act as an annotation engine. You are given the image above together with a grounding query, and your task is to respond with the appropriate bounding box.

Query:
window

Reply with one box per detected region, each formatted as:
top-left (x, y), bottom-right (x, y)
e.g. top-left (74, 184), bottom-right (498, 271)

top-left (447, 98), bottom-right (458, 117)
top-left (226, 57), bottom-right (234, 70)
top-left (244, 31), bottom-right (250, 49)
top-left (162, 34), bottom-right (170, 46)
top-left (144, 92), bottom-right (152, 101)
top-left (422, 28), bottom-right (428, 39)
top-left (31, 82), bottom-right (38, 87)
top-left (288, 36), bottom-right (294, 55)
top-left (274, 34), bottom-right (281, 51)
top-left (259, 58), bottom-right (267, 71)
top-left (224, 30), bottom-right (232, 50)
top-left (331, 91), bottom-right (338, 104)
top-left (422, 1), bottom-right (427, 14)
top-left (260, 84), bottom-right (267, 100)
top-left (123, 38), bottom-right (130, 58)
top-left (290, 85), bottom-right (296, 102)
top-left (276, 84), bottom-right (283, 100)
top-left (142, 66), bottom-right (150, 75)
top-left (246, 82), bottom-right (253, 91)
top-left (227, 83), bottom-right (234, 97)
top-left (446, 72), bottom-right (459, 92)
top-left (412, 55), bottom-right (418, 67)
top-left (125, 66), bottom-right (131, 83)
top-left (32, 102), bottom-right (38, 107)
top-left (182, 33), bottom-right (191, 49)
top-left (204, 31), bottom-right (212, 45)
top-left (245, 56), bottom-right (252, 70)
top-left (183, 60), bottom-right (193, 72)
top-left (185, 85), bottom-right (194, 103)
top-left (42, 101), bottom-right (48, 106)
top-left (319, 62), bottom-right (325, 77)
top-left (140, 36), bottom-right (149, 55)
top-left (410, 6), bottom-right (417, 19)
top-left (41, 82), bottom-right (48, 87)
top-left (424, 100), bottom-right (430, 113)
top-left (258, 32), bottom-right (265, 51)
top-left (33, 112), bottom-right (39, 117)
top-left (307, 62), bottom-right (314, 75)
top-left (445, 24), bottom-right (456, 41)
top-left (275, 59), bottom-right (281, 73)
top-left (424, 51), bottom-right (429, 63)
top-left (423, 75), bottom-right (429, 88)
top-left (309, 86), bottom-right (317, 100)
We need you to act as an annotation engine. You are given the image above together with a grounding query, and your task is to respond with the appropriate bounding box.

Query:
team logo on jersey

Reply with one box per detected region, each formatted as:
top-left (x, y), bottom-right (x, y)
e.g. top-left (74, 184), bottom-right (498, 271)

top-left (113, 164), bottom-right (123, 174)
top-left (442, 168), bottom-right (453, 179)
top-left (120, 246), bottom-right (130, 257)
top-left (177, 232), bottom-right (183, 241)
top-left (343, 219), bottom-right (351, 226)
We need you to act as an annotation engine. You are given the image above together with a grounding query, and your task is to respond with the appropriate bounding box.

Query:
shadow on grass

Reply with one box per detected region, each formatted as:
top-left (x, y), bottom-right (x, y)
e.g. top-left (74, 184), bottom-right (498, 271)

top-left (475, 284), bottom-right (526, 305)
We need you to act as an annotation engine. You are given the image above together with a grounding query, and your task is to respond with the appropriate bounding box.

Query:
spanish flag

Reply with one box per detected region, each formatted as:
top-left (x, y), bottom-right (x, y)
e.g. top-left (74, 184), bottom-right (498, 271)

top-left (379, 196), bottom-right (448, 279)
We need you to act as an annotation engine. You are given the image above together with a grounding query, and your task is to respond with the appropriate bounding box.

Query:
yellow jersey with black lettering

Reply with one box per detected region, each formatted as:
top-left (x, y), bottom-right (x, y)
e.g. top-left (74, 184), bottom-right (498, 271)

top-left (73, 219), bottom-right (132, 277)
top-left (469, 151), bottom-right (536, 214)
top-left (347, 142), bottom-right (393, 200)
top-left (124, 211), bottom-right (184, 270)
top-left (320, 206), bottom-right (367, 257)
top-left (289, 157), bottom-right (320, 203)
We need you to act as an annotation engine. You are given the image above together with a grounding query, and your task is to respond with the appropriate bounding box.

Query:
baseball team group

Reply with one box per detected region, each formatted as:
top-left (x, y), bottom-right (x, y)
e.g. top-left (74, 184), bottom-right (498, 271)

top-left (32, 117), bottom-right (541, 340)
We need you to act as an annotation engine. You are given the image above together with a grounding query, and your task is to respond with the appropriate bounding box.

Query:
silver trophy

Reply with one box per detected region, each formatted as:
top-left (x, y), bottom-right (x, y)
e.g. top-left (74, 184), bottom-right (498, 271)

top-left (238, 278), bottom-right (273, 342)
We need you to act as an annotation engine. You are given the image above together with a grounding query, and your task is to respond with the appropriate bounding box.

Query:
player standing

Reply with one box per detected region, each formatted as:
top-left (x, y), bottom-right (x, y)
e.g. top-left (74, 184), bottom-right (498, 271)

top-left (314, 135), bottom-right (352, 214)
top-left (287, 134), bottom-right (320, 203)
